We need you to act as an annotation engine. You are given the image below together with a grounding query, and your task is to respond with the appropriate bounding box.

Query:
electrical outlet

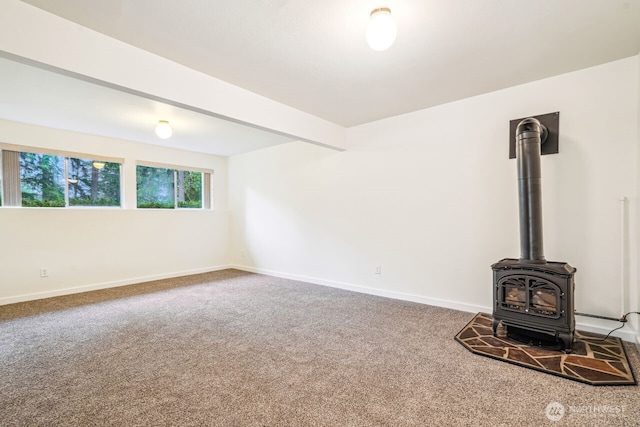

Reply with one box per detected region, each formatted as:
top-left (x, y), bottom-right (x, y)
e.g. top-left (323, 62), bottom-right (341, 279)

top-left (375, 266), bottom-right (382, 275)
top-left (40, 268), bottom-right (48, 278)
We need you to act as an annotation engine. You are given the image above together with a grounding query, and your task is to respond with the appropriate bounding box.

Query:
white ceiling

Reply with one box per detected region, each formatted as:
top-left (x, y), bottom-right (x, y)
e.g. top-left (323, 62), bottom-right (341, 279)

top-left (0, 55), bottom-right (295, 156)
top-left (4, 0), bottom-right (640, 155)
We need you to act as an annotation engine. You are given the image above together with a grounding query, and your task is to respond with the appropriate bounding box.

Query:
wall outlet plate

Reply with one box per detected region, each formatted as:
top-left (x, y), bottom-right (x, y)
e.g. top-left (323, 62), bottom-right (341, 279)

top-left (509, 112), bottom-right (559, 159)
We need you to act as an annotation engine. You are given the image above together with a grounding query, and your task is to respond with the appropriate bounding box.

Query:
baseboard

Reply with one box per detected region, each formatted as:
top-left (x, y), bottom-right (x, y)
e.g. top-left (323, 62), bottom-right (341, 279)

top-left (0, 265), bottom-right (234, 306)
top-left (5, 262), bottom-right (637, 343)
top-left (232, 264), bottom-right (639, 343)
top-left (233, 264), bottom-right (489, 314)
top-left (574, 316), bottom-right (638, 343)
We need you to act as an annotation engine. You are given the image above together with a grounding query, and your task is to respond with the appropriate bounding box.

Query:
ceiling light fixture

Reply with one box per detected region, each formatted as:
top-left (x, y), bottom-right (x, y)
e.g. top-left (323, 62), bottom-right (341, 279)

top-left (155, 120), bottom-right (173, 139)
top-left (366, 7), bottom-right (397, 51)
top-left (92, 161), bottom-right (105, 169)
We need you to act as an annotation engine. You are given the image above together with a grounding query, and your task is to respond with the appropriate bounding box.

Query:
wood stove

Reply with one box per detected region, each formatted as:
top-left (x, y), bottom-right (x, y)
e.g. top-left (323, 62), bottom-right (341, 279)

top-left (491, 117), bottom-right (576, 353)
top-left (492, 259), bottom-right (575, 352)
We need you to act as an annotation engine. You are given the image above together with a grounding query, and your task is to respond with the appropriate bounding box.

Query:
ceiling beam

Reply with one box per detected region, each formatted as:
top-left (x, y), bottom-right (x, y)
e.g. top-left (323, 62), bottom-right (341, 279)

top-left (0, 0), bottom-right (346, 151)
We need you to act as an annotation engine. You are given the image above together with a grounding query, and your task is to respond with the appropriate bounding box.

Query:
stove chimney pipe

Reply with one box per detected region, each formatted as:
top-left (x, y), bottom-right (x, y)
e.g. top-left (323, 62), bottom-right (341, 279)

top-left (516, 118), bottom-right (547, 263)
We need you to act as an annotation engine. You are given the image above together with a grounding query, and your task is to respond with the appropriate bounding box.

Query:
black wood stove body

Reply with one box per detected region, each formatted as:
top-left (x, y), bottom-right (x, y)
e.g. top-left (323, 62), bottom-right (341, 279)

top-left (492, 117), bottom-right (576, 353)
top-left (492, 258), bottom-right (575, 352)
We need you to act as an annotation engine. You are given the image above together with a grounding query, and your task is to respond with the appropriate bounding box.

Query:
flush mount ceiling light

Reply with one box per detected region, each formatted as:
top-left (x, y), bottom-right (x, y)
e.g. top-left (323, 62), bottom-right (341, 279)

top-left (92, 161), bottom-right (105, 169)
top-left (366, 7), bottom-right (397, 51)
top-left (155, 120), bottom-right (173, 139)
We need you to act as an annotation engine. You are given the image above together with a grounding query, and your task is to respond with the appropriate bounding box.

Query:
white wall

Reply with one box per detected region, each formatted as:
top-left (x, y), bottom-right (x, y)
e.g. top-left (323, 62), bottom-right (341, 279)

top-left (0, 120), bottom-right (231, 304)
top-left (229, 57), bottom-right (639, 339)
top-left (636, 51), bottom-right (640, 341)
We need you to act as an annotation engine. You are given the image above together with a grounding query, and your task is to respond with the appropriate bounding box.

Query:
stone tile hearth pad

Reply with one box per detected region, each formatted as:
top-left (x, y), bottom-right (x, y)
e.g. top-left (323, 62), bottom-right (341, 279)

top-left (455, 313), bottom-right (636, 386)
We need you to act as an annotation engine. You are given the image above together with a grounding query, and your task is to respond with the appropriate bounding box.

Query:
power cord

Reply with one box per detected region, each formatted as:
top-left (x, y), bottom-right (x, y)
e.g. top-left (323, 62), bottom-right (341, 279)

top-left (598, 312), bottom-right (640, 341)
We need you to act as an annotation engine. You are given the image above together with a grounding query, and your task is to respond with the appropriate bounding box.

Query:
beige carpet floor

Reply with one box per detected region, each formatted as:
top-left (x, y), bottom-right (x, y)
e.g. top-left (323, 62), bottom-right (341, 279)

top-left (1, 269), bottom-right (638, 426)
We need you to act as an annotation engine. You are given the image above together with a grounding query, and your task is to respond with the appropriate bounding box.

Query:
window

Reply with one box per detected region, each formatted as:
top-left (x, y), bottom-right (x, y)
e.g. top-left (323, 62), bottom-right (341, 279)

top-left (136, 165), bottom-right (208, 209)
top-left (20, 152), bottom-right (66, 207)
top-left (67, 157), bottom-right (120, 206)
top-left (0, 148), bottom-right (121, 207)
top-left (136, 165), bottom-right (174, 209)
top-left (0, 146), bottom-right (211, 210)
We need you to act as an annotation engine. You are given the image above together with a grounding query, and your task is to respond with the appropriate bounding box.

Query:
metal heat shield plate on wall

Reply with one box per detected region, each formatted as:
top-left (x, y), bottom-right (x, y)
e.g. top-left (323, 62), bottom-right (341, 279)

top-left (509, 112), bottom-right (559, 159)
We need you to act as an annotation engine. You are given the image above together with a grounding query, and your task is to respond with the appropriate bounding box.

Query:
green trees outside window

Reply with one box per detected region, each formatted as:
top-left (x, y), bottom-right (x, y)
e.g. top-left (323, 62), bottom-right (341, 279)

top-left (136, 165), bottom-right (202, 209)
top-left (21, 154), bottom-right (120, 207)
top-left (20, 152), bottom-right (66, 207)
top-left (1, 148), bottom-right (208, 209)
top-left (0, 149), bottom-right (121, 207)
top-left (68, 158), bottom-right (120, 206)
top-left (177, 170), bottom-right (203, 208)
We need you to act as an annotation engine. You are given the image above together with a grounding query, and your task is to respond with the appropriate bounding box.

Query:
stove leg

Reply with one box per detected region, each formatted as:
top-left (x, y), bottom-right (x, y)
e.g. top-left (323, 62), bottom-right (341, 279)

top-left (492, 318), bottom-right (500, 336)
top-left (558, 332), bottom-right (573, 354)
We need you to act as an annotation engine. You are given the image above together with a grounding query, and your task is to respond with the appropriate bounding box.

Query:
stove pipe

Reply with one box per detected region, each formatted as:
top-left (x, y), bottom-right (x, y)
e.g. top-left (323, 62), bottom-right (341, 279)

top-left (516, 118), bottom-right (547, 263)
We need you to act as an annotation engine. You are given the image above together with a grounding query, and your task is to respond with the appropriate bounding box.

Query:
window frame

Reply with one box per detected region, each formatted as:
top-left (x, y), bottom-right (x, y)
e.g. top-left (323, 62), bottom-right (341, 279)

top-left (0, 144), bottom-right (214, 210)
top-left (0, 144), bottom-right (124, 209)
top-left (135, 161), bottom-right (212, 210)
